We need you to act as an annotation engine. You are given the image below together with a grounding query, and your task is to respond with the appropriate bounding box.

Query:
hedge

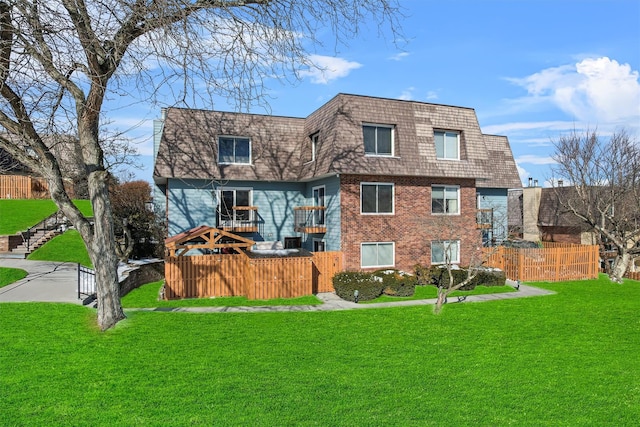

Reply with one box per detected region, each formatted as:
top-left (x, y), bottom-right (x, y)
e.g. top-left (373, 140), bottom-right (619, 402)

top-left (414, 264), bottom-right (505, 290)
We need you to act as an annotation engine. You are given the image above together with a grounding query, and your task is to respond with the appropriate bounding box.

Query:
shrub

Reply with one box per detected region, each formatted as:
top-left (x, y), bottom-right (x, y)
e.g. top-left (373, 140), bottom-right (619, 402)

top-left (333, 271), bottom-right (383, 302)
top-left (373, 270), bottom-right (417, 297)
top-left (473, 267), bottom-right (506, 287)
top-left (428, 266), bottom-right (477, 291)
top-left (415, 265), bottom-right (506, 291)
top-left (414, 264), bottom-right (432, 286)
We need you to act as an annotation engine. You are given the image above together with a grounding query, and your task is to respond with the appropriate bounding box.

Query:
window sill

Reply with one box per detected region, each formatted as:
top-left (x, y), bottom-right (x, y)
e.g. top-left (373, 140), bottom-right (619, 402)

top-left (360, 212), bottom-right (395, 216)
top-left (364, 154), bottom-right (400, 159)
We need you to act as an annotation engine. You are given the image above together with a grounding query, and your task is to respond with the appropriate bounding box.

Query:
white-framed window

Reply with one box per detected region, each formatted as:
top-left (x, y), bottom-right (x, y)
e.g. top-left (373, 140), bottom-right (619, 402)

top-left (432, 185), bottom-right (459, 215)
top-left (313, 239), bottom-right (326, 252)
top-left (363, 124), bottom-right (394, 156)
top-left (431, 240), bottom-right (460, 264)
top-left (218, 188), bottom-right (252, 222)
top-left (313, 185), bottom-right (326, 225)
top-left (218, 136), bottom-right (251, 164)
top-left (361, 182), bottom-right (394, 214)
top-left (361, 242), bottom-right (395, 268)
top-left (310, 133), bottom-right (319, 162)
top-left (434, 130), bottom-right (459, 160)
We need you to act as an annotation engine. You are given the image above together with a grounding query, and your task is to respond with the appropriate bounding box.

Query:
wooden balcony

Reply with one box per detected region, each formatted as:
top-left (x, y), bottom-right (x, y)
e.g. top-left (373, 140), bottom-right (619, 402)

top-left (476, 208), bottom-right (493, 229)
top-left (218, 206), bottom-right (259, 233)
top-left (294, 206), bottom-right (327, 234)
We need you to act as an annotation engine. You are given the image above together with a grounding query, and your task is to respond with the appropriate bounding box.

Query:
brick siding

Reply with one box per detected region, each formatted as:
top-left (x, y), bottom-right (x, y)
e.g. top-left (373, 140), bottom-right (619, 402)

top-left (340, 174), bottom-right (482, 272)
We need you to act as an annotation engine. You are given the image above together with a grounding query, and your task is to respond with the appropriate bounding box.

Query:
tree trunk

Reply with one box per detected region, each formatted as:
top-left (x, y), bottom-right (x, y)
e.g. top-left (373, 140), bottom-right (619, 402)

top-left (610, 251), bottom-right (630, 284)
top-left (434, 290), bottom-right (446, 314)
top-left (84, 170), bottom-right (125, 330)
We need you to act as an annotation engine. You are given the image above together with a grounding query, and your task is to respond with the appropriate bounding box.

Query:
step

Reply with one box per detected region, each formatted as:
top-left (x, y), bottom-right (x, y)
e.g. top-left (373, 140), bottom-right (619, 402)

top-left (0, 251), bottom-right (28, 259)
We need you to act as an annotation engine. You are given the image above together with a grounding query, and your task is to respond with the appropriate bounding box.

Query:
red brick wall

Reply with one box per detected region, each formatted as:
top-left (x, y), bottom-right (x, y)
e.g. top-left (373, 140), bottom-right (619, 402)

top-left (340, 174), bottom-right (482, 272)
top-left (541, 226), bottom-right (582, 244)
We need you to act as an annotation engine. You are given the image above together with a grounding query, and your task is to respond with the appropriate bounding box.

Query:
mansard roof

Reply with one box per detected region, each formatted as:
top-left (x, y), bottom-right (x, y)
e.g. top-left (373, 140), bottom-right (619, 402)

top-left (154, 93), bottom-right (522, 189)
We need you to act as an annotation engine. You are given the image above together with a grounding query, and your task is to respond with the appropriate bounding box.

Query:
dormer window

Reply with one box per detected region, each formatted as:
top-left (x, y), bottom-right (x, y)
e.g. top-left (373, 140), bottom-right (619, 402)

top-left (434, 130), bottom-right (459, 160)
top-left (363, 124), bottom-right (394, 156)
top-left (310, 132), bottom-right (319, 162)
top-left (218, 136), bottom-right (251, 164)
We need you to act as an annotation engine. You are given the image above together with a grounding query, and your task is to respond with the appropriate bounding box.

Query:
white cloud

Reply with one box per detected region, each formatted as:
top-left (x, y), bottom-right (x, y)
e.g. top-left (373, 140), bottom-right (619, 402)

top-left (516, 164), bottom-right (530, 185)
top-left (389, 52), bottom-right (410, 61)
top-left (425, 91), bottom-right (438, 100)
top-left (483, 121), bottom-right (575, 135)
top-left (509, 57), bottom-right (640, 126)
top-left (515, 154), bottom-right (557, 165)
top-left (300, 55), bottom-right (362, 84)
top-left (398, 87), bottom-right (415, 100)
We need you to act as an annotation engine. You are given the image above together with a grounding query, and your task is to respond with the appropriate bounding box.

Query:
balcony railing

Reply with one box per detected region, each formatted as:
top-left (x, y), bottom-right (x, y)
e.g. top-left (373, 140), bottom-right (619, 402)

top-left (476, 208), bottom-right (493, 229)
top-left (218, 206), bottom-right (259, 233)
top-left (294, 206), bottom-right (327, 234)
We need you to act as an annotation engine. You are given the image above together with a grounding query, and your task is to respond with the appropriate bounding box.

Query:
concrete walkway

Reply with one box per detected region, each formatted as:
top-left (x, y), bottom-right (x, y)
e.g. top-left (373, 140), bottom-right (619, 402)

top-left (0, 257), bottom-right (555, 311)
top-left (132, 282), bottom-right (554, 313)
top-left (0, 258), bottom-right (81, 304)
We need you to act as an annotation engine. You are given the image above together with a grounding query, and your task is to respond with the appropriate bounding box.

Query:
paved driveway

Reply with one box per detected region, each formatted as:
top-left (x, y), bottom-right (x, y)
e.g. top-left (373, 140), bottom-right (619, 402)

top-left (0, 259), bottom-right (80, 304)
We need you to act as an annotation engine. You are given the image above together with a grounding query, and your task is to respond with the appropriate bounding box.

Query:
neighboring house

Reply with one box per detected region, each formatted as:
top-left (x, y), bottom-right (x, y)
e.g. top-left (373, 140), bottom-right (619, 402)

top-left (152, 93), bottom-right (521, 272)
top-left (517, 185), bottom-right (597, 244)
top-left (0, 134), bottom-right (88, 198)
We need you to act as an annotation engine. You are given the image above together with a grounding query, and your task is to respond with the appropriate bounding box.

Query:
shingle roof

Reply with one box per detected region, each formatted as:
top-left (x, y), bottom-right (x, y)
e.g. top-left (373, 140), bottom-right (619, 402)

top-left (537, 187), bottom-right (590, 229)
top-left (154, 93), bottom-right (522, 188)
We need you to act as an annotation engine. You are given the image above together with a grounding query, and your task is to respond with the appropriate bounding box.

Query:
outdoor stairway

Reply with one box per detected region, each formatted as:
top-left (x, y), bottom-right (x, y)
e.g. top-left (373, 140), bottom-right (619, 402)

top-left (9, 229), bottom-right (62, 258)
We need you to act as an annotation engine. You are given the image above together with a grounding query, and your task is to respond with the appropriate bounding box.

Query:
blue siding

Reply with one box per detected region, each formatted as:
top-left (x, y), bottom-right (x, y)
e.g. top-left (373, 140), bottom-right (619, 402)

top-left (166, 179), bottom-right (217, 235)
top-left (249, 181), bottom-right (305, 242)
top-left (164, 176), bottom-right (343, 251)
top-left (477, 188), bottom-right (509, 243)
top-left (302, 176), bottom-right (341, 251)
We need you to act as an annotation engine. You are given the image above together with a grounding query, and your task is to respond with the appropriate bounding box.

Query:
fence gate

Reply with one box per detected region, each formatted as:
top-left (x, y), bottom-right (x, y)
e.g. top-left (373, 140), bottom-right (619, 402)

top-left (77, 264), bottom-right (96, 304)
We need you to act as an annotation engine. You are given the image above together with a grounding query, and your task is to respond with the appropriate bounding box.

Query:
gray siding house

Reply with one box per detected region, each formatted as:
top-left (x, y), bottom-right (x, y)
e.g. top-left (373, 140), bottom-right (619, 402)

top-left (153, 94), bottom-right (522, 271)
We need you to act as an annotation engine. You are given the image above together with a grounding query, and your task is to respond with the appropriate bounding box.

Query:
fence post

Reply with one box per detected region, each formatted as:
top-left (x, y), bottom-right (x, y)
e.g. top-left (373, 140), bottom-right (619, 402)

top-left (518, 251), bottom-right (524, 282)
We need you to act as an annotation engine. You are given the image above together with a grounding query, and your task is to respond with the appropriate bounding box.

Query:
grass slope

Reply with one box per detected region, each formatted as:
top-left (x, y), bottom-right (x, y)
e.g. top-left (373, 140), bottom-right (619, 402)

top-left (27, 229), bottom-right (91, 267)
top-left (1, 276), bottom-right (639, 425)
top-left (0, 267), bottom-right (27, 288)
top-left (0, 199), bottom-right (93, 234)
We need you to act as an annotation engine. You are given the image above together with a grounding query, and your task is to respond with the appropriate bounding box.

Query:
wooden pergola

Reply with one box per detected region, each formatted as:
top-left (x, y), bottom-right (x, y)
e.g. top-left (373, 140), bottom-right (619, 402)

top-left (164, 225), bottom-right (255, 257)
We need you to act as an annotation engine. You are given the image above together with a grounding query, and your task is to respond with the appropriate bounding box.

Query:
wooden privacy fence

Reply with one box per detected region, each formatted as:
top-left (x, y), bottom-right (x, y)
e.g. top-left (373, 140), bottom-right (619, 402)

top-left (0, 175), bottom-right (48, 199)
top-left (625, 271), bottom-right (640, 281)
top-left (164, 251), bottom-right (343, 300)
top-left (484, 244), bottom-right (599, 282)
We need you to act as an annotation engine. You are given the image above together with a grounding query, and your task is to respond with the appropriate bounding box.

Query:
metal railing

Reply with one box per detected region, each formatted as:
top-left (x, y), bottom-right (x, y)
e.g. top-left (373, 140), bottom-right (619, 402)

top-left (77, 264), bottom-right (96, 303)
top-left (21, 210), bottom-right (70, 252)
top-left (294, 206), bottom-right (326, 233)
top-left (217, 206), bottom-right (259, 232)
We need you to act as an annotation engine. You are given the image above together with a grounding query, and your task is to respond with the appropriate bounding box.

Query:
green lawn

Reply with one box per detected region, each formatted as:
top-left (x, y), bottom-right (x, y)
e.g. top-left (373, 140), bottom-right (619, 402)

top-left (0, 199), bottom-right (93, 234)
top-left (27, 229), bottom-right (91, 267)
top-left (363, 284), bottom-right (515, 303)
top-left (1, 275), bottom-right (638, 425)
top-left (122, 280), bottom-right (323, 308)
top-left (0, 267), bottom-right (27, 287)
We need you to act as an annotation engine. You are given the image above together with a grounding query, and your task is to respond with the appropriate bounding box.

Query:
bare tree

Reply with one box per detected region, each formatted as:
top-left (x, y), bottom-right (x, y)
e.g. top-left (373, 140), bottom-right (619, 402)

top-left (427, 211), bottom-right (504, 314)
top-left (552, 129), bottom-right (640, 283)
top-left (0, 0), bottom-right (402, 330)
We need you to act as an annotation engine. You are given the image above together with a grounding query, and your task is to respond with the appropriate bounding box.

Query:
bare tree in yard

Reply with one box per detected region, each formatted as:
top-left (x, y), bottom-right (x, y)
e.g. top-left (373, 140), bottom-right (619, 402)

top-left (418, 212), bottom-right (502, 315)
top-left (0, 0), bottom-right (402, 330)
top-left (552, 129), bottom-right (640, 283)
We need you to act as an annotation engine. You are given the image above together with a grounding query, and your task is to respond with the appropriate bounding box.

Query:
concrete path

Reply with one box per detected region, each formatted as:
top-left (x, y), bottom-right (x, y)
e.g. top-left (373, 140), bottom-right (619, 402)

top-left (132, 283), bottom-right (554, 313)
top-left (0, 258), bottom-right (555, 311)
top-left (0, 258), bottom-right (81, 304)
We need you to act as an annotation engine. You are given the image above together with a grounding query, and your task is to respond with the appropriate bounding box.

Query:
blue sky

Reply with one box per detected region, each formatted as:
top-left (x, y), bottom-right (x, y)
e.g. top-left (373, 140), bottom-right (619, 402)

top-left (109, 0), bottom-right (640, 187)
